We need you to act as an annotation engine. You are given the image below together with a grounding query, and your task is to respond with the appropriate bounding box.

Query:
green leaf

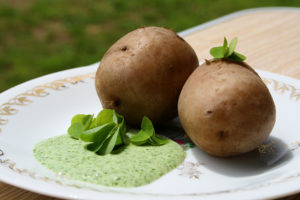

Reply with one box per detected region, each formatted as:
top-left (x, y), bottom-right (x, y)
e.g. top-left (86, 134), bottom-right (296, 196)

top-left (71, 114), bottom-right (86, 125)
top-left (227, 51), bottom-right (246, 62)
top-left (116, 115), bottom-right (126, 146)
top-left (68, 109), bottom-right (130, 154)
top-left (116, 113), bottom-right (124, 124)
top-left (115, 122), bottom-right (124, 146)
top-left (209, 37), bottom-right (246, 62)
top-left (70, 114), bottom-right (93, 130)
top-left (89, 118), bottom-right (97, 129)
top-left (130, 116), bottom-right (168, 146)
top-left (68, 114), bottom-right (93, 139)
top-left (86, 138), bottom-right (106, 152)
top-left (115, 133), bottom-right (123, 146)
top-left (119, 117), bottom-right (126, 135)
top-left (85, 126), bottom-right (113, 152)
top-left (233, 51), bottom-right (246, 61)
top-left (130, 130), bottom-right (152, 145)
top-left (95, 109), bottom-right (114, 126)
top-left (69, 110), bottom-right (168, 155)
top-left (141, 117), bottom-right (155, 135)
top-left (131, 117), bottom-right (155, 145)
top-left (223, 37), bottom-right (229, 56)
top-left (223, 37), bottom-right (228, 49)
top-left (209, 46), bottom-right (225, 59)
top-left (68, 122), bottom-right (84, 139)
top-left (97, 126), bottom-right (120, 155)
top-left (147, 137), bottom-right (157, 145)
top-left (147, 134), bottom-right (169, 146)
top-left (228, 37), bottom-right (238, 56)
top-left (115, 119), bottom-right (124, 146)
top-left (113, 110), bottom-right (118, 124)
top-left (80, 123), bottom-right (115, 142)
top-left (152, 135), bottom-right (169, 145)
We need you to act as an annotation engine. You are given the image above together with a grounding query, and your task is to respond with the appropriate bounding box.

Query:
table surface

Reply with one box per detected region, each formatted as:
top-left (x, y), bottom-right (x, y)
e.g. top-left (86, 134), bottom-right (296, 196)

top-left (1, 7), bottom-right (300, 200)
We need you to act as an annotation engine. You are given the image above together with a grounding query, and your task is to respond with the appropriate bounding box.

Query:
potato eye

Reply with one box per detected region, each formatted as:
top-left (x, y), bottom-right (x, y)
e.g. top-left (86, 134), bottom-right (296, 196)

top-left (206, 110), bottom-right (213, 114)
top-left (218, 131), bottom-right (227, 139)
top-left (113, 99), bottom-right (120, 107)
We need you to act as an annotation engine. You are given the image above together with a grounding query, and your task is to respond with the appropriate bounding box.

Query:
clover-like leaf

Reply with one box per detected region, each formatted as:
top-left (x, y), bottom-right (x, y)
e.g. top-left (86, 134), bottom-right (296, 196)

top-left (68, 110), bottom-right (167, 156)
top-left (223, 37), bottom-right (228, 56)
top-left (227, 51), bottom-right (247, 62)
top-left (151, 135), bottom-right (169, 145)
top-left (80, 123), bottom-right (115, 142)
top-left (86, 137), bottom-right (107, 152)
top-left (130, 130), bottom-right (152, 145)
top-left (141, 117), bottom-right (155, 133)
top-left (86, 126), bottom-right (113, 152)
top-left (95, 109), bottom-right (114, 126)
top-left (228, 37), bottom-right (238, 56)
top-left (223, 37), bottom-right (228, 49)
top-left (131, 117), bottom-right (154, 145)
top-left (116, 118), bottom-right (126, 146)
top-left (68, 122), bottom-right (84, 139)
top-left (209, 37), bottom-right (246, 62)
top-left (113, 110), bottom-right (118, 124)
top-left (68, 114), bottom-right (93, 139)
top-left (209, 46), bottom-right (225, 59)
top-left (97, 126), bottom-right (120, 155)
top-left (71, 114), bottom-right (93, 130)
top-left (89, 118), bottom-right (97, 129)
top-left (131, 116), bottom-right (168, 146)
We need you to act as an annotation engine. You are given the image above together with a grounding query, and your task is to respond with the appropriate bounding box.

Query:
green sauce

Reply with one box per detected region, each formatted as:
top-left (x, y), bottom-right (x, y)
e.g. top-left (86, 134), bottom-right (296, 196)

top-left (33, 135), bottom-right (185, 187)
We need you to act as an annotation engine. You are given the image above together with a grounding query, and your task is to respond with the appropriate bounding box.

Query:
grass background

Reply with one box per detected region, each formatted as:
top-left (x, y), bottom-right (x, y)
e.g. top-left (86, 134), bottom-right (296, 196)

top-left (0, 0), bottom-right (300, 92)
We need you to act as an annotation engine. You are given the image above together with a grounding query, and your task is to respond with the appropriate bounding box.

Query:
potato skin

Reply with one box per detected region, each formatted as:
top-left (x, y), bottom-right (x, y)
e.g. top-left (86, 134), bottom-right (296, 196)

top-left (178, 59), bottom-right (276, 157)
top-left (96, 26), bottom-right (198, 125)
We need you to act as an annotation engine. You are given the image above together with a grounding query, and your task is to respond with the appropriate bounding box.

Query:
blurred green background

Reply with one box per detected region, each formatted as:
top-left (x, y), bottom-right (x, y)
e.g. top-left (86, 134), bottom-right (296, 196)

top-left (1, 0), bottom-right (299, 92)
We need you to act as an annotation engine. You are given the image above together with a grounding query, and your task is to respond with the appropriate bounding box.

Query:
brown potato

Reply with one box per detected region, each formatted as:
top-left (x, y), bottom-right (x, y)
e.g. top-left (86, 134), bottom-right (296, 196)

top-left (96, 26), bottom-right (198, 125)
top-left (178, 59), bottom-right (276, 157)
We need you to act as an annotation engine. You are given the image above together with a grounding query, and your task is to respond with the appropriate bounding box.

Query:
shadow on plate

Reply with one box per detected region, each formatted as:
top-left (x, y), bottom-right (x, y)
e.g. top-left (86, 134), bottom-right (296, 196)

top-left (157, 118), bottom-right (293, 177)
top-left (157, 117), bottom-right (186, 139)
top-left (191, 136), bottom-right (293, 177)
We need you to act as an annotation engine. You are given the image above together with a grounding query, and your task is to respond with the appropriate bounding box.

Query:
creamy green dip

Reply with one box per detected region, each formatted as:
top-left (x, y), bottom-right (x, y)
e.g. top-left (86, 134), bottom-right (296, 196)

top-left (33, 134), bottom-right (185, 187)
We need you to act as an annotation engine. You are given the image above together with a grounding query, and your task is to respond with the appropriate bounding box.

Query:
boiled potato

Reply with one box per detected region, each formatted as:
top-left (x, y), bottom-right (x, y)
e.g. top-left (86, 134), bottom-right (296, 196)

top-left (178, 59), bottom-right (276, 157)
top-left (96, 26), bottom-right (198, 125)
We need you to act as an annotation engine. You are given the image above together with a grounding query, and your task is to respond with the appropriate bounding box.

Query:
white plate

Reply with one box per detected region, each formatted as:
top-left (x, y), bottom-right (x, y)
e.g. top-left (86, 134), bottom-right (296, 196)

top-left (0, 62), bottom-right (300, 200)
